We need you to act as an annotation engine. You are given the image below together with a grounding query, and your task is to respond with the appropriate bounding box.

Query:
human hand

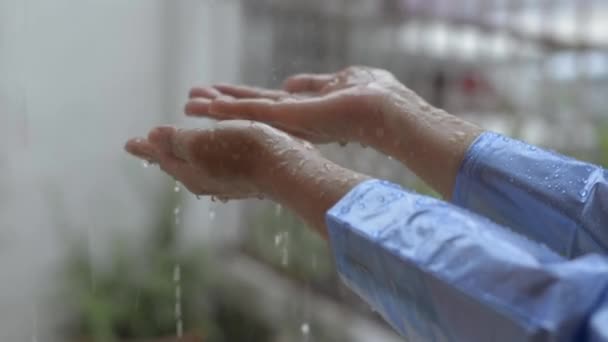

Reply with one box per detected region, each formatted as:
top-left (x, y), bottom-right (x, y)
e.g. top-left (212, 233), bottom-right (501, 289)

top-left (185, 66), bottom-right (420, 145)
top-left (124, 120), bottom-right (319, 201)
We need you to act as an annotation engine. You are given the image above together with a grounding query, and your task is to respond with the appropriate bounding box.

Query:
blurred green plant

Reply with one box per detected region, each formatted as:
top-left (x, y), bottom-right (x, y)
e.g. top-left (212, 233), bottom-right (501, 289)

top-left (597, 121), bottom-right (608, 167)
top-left (244, 204), bottom-right (334, 284)
top-left (56, 186), bottom-right (274, 341)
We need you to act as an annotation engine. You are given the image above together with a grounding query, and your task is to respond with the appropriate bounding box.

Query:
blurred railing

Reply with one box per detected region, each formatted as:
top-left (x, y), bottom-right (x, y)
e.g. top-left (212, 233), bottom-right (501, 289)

top-left (235, 0), bottom-right (608, 338)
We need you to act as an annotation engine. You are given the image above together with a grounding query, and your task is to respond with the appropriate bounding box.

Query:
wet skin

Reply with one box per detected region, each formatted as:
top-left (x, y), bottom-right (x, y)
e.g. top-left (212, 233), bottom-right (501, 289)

top-left (126, 66), bottom-right (483, 237)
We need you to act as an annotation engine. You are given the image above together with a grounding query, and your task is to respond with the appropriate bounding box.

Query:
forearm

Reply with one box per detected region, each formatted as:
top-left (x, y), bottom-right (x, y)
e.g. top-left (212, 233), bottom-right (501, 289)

top-left (259, 150), bottom-right (370, 238)
top-left (327, 179), bottom-right (608, 341)
top-left (364, 89), bottom-right (483, 199)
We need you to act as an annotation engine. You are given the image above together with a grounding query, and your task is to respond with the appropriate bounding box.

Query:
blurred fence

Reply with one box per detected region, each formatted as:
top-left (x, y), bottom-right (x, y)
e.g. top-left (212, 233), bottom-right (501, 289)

top-left (235, 0), bottom-right (608, 339)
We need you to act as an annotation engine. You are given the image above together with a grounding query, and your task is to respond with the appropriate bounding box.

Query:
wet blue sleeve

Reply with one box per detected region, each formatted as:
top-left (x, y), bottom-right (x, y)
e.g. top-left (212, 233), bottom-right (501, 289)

top-left (326, 180), bottom-right (608, 342)
top-left (453, 132), bottom-right (608, 258)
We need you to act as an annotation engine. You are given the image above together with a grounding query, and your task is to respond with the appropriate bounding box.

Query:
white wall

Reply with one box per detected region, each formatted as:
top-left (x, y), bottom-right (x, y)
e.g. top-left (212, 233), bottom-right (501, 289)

top-left (0, 0), bottom-right (242, 339)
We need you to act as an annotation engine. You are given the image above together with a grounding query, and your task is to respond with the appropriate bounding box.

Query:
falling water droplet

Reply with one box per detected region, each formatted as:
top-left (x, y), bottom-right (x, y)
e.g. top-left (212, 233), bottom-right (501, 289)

top-left (173, 207), bottom-right (180, 215)
top-left (274, 234), bottom-right (282, 246)
top-left (579, 190), bottom-right (588, 197)
top-left (300, 323), bottom-right (310, 335)
top-left (142, 160), bottom-right (150, 168)
top-left (173, 264), bottom-right (183, 338)
top-left (174, 182), bottom-right (181, 193)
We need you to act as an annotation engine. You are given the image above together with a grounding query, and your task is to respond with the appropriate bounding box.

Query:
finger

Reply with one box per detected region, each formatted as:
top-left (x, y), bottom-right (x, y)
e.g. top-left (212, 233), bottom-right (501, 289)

top-left (189, 86), bottom-right (221, 99)
top-left (214, 84), bottom-right (286, 100)
top-left (147, 126), bottom-right (192, 177)
top-left (282, 73), bottom-right (333, 93)
top-left (168, 128), bottom-right (211, 163)
top-left (184, 98), bottom-right (216, 117)
top-left (210, 95), bottom-right (340, 126)
top-left (125, 138), bottom-right (158, 163)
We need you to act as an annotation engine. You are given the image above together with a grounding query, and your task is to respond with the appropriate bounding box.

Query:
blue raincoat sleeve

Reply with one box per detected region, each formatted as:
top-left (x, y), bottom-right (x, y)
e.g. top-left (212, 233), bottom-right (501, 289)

top-left (453, 132), bottom-right (608, 258)
top-left (326, 180), bottom-right (608, 342)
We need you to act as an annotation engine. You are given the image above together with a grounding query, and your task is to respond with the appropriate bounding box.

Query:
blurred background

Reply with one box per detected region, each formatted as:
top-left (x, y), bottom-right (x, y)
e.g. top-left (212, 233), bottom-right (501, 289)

top-left (1, 0), bottom-right (607, 341)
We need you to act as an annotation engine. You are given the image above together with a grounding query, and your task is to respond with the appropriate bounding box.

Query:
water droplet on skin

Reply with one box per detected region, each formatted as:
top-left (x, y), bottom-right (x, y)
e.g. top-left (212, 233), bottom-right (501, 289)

top-left (301, 323), bottom-right (310, 335)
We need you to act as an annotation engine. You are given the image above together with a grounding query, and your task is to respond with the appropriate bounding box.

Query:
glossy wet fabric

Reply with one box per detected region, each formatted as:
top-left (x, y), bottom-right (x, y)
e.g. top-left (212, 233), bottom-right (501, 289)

top-left (453, 132), bottom-right (608, 258)
top-left (326, 132), bottom-right (608, 342)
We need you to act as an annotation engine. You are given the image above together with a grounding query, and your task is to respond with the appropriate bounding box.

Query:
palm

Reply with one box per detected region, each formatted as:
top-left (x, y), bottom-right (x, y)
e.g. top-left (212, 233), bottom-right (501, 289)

top-left (125, 121), bottom-right (313, 200)
top-left (185, 66), bottom-right (406, 144)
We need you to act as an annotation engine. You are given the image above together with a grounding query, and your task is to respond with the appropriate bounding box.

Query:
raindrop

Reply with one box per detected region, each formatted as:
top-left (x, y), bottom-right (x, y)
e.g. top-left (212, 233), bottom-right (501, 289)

top-left (274, 234), bottom-right (282, 246)
top-left (173, 264), bottom-right (183, 338)
top-left (300, 322), bottom-right (310, 335)
top-left (281, 246), bottom-right (289, 266)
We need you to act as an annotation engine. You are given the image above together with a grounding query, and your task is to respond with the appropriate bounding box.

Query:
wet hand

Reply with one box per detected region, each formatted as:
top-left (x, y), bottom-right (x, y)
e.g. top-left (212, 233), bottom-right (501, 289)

top-left (124, 120), bottom-right (319, 201)
top-left (185, 66), bottom-right (419, 145)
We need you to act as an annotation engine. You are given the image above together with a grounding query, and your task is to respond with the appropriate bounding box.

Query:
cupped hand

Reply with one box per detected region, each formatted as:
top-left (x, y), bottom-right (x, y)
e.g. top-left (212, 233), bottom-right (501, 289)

top-left (185, 66), bottom-right (418, 145)
top-left (124, 120), bottom-right (318, 200)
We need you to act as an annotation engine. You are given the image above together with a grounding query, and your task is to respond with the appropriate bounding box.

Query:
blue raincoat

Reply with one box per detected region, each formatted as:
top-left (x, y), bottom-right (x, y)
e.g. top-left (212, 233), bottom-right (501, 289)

top-left (326, 132), bottom-right (608, 341)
